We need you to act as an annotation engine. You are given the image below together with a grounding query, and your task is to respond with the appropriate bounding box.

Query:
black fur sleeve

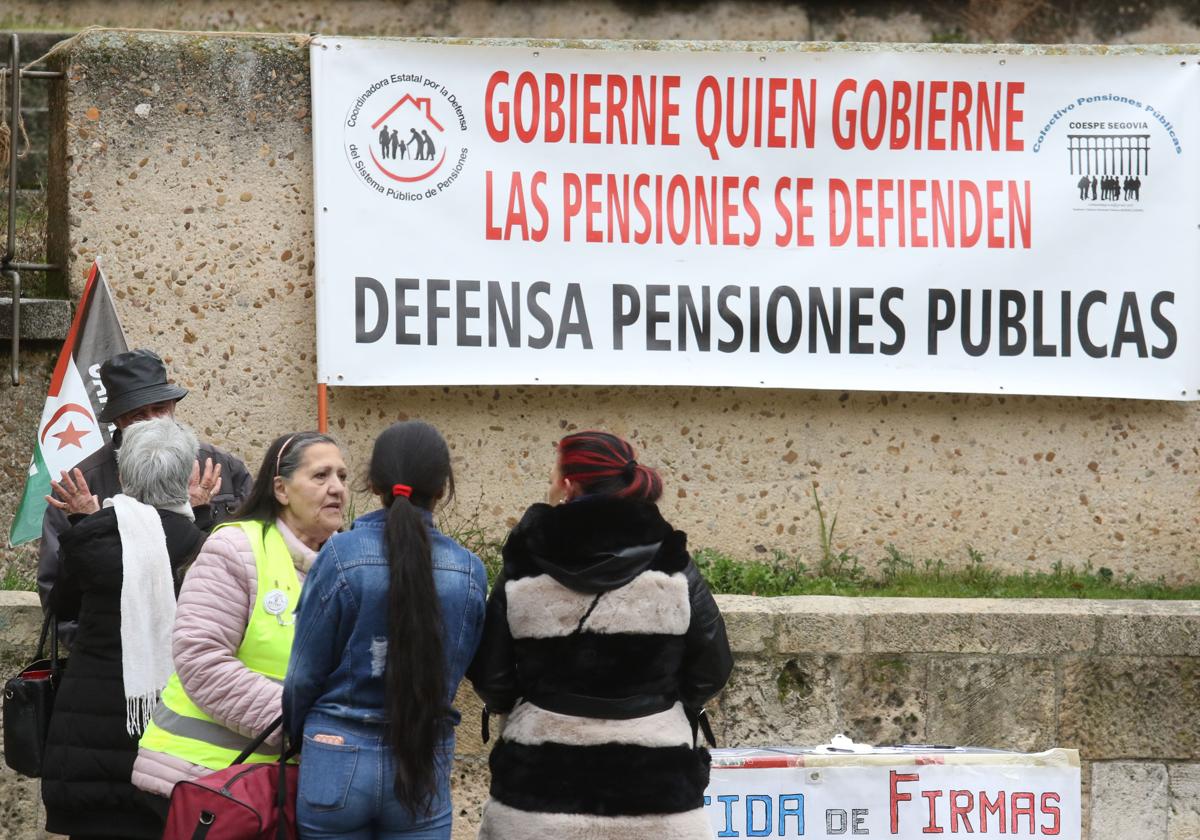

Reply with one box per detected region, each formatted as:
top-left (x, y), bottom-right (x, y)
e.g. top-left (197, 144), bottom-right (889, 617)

top-left (678, 559), bottom-right (733, 709)
top-left (466, 571), bottom-right (520, 714)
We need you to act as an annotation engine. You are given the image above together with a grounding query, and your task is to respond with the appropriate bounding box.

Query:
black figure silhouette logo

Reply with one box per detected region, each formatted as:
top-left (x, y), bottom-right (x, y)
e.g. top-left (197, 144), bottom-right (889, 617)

top-left (369, 94), bottom-right (447, 182)
top-left (1067, 133), bottom-right (1148, 204)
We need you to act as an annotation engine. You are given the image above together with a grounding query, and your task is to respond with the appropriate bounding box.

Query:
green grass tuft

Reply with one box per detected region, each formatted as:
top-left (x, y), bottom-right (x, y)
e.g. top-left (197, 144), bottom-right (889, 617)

top-left (437, 495), bottom-right (505, 582)
top-left (0, 566), bottom-right (37, 592)
top-left (433, 483), bottom-right (1199, 599)
top-left (694, 544), bottom-right (1200, 600)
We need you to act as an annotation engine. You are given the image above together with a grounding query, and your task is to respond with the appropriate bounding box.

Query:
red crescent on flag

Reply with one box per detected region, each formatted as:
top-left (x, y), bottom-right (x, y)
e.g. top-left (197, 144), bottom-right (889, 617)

top-left (40, 403), bottom-right (96, 444)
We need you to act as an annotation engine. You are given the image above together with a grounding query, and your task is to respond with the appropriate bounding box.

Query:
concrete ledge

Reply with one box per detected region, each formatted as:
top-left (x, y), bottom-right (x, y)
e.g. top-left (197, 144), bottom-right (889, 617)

top-left (1098, 608), bottom-right (1200, 656)
top-left (706, 595), bottom-right (1200, 840)
top-left (1092, 763), bottom-right (1170, 839)
top-left (714, 594), bottom-right (1200, 657)
top-left (0, 592), bottom-right (46, 669)
top-left (0, 592), bottom-right (1194, 839)
top-left (0, 298), bottom-right (72, 342)
top-left (1169, 763), bottom-right (1200, 840)
top-left (1060, 657), bottom-right (1199, 760)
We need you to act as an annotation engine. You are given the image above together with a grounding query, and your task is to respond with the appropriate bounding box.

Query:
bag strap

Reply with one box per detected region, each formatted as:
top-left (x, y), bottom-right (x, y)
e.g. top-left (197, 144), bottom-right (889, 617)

top-left (231, 714), bottom-right (302, 766)
top-left (686, 706), bottom-right (716, 748)
top-left (49, 613), bottom-right (61, 674)
top-left (228, 716), bottom-right (299, 839)
top-left (276, 727), bottom-right (294, 840)
top-left (232, 715), bottom-right (282, 765)
top-left (34, 610), bottom-right (64, 676)
top-left (34, 611), bottom-right (51, 661)
top-left (189, 810), bottom-right (216, 840)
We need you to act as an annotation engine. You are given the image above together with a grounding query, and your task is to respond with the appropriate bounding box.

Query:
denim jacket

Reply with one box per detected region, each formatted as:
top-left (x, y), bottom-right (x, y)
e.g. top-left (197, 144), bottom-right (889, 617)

top-left (283, 508), bottom-right (487, 745)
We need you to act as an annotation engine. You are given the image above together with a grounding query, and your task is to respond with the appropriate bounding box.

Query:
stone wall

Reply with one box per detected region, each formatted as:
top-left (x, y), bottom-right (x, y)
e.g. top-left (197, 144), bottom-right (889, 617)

top-left (0, 592), bottom-right (1195, 838)
top-left (0, 593), bottom-right (51, 836)
top-left (705, 595), bottom-right (1200, 840)
top-left (14, 29), bottom-right (1199, 587)
top-left (0, 18), bottom-right (1194, 840)
top-left (6, 1), bottom-right (1200, 46)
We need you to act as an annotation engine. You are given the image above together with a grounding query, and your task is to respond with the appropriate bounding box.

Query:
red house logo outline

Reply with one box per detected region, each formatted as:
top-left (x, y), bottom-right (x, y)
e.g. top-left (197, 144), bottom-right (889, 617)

top-left (369, 95), bottom-right (447, 183)
top-left (372, 95), bottom-right (444, 133)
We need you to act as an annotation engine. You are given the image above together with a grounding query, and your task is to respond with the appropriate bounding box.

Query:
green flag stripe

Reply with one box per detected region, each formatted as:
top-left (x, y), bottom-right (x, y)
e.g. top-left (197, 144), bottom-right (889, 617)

top-left (9, 446), bottom-right (50, 546)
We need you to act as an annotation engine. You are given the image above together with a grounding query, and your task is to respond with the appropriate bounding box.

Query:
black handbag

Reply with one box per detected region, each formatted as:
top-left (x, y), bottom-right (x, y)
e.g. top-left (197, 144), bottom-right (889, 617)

top-left (3, 611), bottom-right (65, 777)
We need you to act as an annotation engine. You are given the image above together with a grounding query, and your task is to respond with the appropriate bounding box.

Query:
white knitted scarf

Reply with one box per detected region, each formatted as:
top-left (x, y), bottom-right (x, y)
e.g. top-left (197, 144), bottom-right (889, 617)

top-left (109, 494), bottom-right (187, 736)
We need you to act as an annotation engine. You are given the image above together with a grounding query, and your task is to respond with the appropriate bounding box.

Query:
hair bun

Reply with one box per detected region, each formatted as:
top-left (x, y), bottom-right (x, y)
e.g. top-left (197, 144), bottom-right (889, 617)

top-left (556, 431), bottom-right (662, 503)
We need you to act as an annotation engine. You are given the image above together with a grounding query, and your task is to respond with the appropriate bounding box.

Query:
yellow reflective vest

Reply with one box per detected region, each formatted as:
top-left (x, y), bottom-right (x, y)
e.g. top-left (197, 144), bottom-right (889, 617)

top-left (138, 520), bottom-right (300, 770)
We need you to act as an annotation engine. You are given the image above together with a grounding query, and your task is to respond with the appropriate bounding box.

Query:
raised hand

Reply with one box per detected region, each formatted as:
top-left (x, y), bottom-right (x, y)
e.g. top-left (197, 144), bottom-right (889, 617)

top-left (188, 458), bottom-right (223, 507)
top-left (45, 468), bottom-right (100, 515)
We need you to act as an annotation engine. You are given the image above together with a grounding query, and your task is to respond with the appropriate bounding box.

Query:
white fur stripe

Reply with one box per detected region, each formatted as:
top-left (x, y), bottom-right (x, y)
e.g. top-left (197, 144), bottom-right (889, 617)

top-left (505, 571), bottom-right (690, 639)
top-left (500, 701), bottom-right (692, 748)
top-left (585, 571), bottom-right (690, 635)
top-left (478, 800), bottom-right (714, 840)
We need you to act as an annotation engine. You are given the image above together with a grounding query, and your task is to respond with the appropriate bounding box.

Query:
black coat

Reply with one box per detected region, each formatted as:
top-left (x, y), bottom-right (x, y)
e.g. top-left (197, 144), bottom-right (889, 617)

top-left (41, 506), bottom-right (205, 838)
top-left (467, 496), bottom-right (733, 835)
top-left (469, 496), bottom-right (732, 718)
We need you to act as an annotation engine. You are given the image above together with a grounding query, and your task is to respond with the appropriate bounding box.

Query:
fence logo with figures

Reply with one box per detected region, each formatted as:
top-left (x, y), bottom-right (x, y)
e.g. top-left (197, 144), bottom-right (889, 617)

top-left (1068, 129), bottom-right (1149, 206)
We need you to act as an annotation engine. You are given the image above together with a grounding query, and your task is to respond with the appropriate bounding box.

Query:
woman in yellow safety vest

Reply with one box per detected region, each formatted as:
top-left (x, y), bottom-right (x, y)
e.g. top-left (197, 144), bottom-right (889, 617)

top-left (131, 431), bottom-right (348, 803)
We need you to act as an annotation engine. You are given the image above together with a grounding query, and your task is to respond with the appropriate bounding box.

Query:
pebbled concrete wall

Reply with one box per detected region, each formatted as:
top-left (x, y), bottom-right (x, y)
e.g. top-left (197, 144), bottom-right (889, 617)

top-left (0, 17), bottom-right (1194, 840)
top-left (21, 29), bottom-right (1200, 586)
top-left (0, 592), bottom-right (1195, 838)
top-left (0, 594), bottom-right (50, 837)
top-left (7, 1), bottom-right (1200, 46)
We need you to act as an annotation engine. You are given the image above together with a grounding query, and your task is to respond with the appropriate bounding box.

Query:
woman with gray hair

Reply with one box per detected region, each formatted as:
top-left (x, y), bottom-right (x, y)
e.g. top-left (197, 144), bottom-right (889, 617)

top-left (41, 418), bottom-right (209, 840)
top-left (133, 431), bottom-right (347, 803)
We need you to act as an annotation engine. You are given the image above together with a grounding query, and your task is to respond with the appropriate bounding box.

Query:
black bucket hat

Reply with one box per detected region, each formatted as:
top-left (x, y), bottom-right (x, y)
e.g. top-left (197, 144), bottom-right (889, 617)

top-left (97, 349), bottom-right (189, 423)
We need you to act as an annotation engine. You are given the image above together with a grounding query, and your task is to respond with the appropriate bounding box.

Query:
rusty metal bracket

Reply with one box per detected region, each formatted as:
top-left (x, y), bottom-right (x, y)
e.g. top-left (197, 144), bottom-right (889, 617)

top-left (4, 33), bottom-right (20, 267)
top-left (4, 268), bottom-right (18, 385)
top-left (4, 34), bottom-right (21, 386)
top-left (1, 33), bottom-right (65, 386)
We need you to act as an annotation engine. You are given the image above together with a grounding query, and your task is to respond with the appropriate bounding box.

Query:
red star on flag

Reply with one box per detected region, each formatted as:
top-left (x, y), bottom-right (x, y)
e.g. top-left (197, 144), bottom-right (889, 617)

top-left (51, 421), bottom-right (90, 450)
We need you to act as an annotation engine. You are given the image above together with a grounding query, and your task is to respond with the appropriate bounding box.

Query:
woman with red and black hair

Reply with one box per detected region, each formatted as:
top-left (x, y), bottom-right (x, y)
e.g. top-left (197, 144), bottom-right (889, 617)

top-left (468, 431), bottom-right (733, 840)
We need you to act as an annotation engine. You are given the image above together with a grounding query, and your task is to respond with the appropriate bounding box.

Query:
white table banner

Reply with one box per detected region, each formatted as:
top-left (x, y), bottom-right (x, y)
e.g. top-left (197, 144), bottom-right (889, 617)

top-left (705, 748), bottom-right (1081, 838)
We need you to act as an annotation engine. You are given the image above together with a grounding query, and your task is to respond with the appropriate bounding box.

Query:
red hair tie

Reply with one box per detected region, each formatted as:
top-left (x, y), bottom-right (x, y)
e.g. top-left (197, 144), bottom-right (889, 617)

top-left (392, 484), bottom-right (413, 499)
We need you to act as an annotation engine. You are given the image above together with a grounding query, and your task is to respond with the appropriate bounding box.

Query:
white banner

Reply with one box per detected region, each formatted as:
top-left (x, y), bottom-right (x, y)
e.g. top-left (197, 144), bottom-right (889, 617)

top-left (311, 39), bottom-right (1200, 399)
top-left (705, 749), bottom-right (1081, 838)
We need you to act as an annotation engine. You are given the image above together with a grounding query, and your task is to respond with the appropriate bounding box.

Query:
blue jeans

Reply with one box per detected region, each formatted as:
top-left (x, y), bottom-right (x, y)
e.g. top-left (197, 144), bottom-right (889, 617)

top-left (297, 713), bottom-right (452, 840)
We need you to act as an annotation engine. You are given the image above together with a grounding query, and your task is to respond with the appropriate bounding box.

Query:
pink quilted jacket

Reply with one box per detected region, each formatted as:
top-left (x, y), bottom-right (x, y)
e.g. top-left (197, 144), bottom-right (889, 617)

top-left (131, 518), bottom-right (316, 798)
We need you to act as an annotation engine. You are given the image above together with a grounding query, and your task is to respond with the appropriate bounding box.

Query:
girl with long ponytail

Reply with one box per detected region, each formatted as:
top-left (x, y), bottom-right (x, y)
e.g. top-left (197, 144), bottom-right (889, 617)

top-left (284, 422), bottom-right (487, 839)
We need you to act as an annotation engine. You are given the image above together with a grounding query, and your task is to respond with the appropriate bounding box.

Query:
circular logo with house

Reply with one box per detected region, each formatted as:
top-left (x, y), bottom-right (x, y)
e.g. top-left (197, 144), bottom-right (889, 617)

top-left (344, 74), bottom-right (469, 201)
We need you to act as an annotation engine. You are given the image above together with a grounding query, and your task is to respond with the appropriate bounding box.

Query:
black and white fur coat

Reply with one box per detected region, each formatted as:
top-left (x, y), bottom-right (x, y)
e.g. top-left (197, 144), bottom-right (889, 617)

top-left (468, 495), bottom-right (733, 840)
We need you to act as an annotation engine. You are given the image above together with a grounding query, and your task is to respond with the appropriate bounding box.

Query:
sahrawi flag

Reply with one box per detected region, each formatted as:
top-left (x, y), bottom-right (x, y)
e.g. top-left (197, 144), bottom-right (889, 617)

top-left (9, 261), bottom-right (128, 545)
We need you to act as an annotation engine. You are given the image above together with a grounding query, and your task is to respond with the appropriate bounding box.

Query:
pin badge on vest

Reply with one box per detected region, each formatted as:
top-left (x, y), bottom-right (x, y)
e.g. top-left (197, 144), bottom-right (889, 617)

top-left (263, 589), bottom-right (293, 626)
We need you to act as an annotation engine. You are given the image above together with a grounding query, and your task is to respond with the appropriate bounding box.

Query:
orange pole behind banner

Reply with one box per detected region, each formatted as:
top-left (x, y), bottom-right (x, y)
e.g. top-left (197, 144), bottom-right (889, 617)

top-left (317, 383), bottom-right (328, 433)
